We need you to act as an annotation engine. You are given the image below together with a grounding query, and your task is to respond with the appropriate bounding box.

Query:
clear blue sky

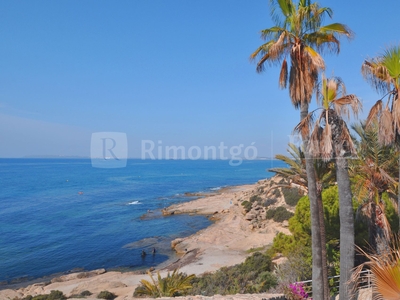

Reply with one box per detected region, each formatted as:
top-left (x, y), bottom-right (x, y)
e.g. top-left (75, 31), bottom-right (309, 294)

top-left (0, 0), bottom-right (399, 158)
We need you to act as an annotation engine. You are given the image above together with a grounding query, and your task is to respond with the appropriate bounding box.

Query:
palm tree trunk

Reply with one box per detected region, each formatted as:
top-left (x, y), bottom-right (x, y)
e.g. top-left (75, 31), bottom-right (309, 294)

top-left (317, 184), bottom-right (330, 300)
top-left (398, 156), bottom-right (400, 232)
top-left (301, 101), bottom-right (326, 300)
top-left (336, 157), bottom-right (355, 300)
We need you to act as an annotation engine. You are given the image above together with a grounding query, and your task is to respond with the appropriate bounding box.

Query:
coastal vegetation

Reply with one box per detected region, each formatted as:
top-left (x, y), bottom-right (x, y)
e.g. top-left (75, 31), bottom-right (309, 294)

top-left (134, 252), bottom-right (278, 297)
top-left (189, 252), bottom-right (277, 296)
top-left (97, 290), bottom-right (117, 299)
top-left (265, 206), bottom-right (294, 222)
top-left (133, 270), bottom-right (195, 298)
top-left (14, 290), bottom-right (67, 300)
top-left (281, 187), bottom-right (303, 207)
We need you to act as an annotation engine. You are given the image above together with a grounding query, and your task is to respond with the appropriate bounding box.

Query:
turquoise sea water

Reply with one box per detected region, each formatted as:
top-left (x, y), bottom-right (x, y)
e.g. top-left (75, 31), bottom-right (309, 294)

top-left (0, 159), bottom-right (283, 285)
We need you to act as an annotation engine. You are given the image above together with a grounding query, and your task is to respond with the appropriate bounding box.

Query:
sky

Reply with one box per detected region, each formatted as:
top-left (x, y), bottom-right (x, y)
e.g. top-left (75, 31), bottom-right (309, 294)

top-left (0, 0), bottom-right (399, 158)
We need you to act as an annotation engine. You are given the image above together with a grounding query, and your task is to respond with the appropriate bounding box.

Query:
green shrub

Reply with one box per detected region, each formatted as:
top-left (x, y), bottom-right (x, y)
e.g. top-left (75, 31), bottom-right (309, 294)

top-left (273, 207), bottom-right (294, 222)
top-left (97, 291), bottom-right (117, 300)
top-left (266, 209), bottom-right (275, 220)
top-left (80, 290), bottom-right (92, 296)
top-left (69, 290), bottom-right (93, 298)
top-left (263, 198), bottom-right (277, 207)
top-left (272, 189), bottom-right (281, 197)
top-left (241, 201), bottom-right (252, 212)
top-left (31, 290), bottom-right (66, 300)
top-left (189, 252), bottom-right (277, 296)
top-left (268, 186), bottom-right (351, 283)
top-left (282, 187), bottom-right (303, 206)
top-left (249, 195), bottom-right (262, 204)
top-left (266, 207), bottom-right (293, 222)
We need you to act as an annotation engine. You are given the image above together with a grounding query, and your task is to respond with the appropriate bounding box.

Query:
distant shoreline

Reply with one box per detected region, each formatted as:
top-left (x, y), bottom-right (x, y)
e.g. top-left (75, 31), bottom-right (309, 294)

top-left (2, 157), bottom-right (279, 160)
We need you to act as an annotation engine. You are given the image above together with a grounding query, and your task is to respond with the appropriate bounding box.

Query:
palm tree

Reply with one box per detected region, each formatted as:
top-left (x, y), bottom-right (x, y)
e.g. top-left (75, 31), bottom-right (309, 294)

top-left (250, 1), bottom-right (352, 298)
top-left (351, 122), bottom-right (397, 253)
top-left (270, 143), bottom-right (335, 192)
top-left (296, 75), bottom-right (362, 299)
top-left (362, 45), bottom-right (400, 229)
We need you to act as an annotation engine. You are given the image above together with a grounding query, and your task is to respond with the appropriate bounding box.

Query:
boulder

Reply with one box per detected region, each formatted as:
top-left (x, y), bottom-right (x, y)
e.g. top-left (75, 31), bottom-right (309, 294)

top-left (171, 238), bottom-right (184, 249)
top-left (245, 213), bottom-right (256, 221)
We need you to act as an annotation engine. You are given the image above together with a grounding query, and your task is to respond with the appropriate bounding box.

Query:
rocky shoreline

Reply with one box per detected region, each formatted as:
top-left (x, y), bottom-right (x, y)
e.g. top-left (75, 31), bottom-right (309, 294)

top-left (0, 178), bottom-right (290, 300)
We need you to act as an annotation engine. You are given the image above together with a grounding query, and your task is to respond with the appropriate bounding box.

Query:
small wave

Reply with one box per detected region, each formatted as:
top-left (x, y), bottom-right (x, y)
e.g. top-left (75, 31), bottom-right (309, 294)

top-left (210, 187), bottom-right (222, 191)
top-left (210, 185), bottom-right (227, 191)
top-left (128, 201), bottom-right (141, 205)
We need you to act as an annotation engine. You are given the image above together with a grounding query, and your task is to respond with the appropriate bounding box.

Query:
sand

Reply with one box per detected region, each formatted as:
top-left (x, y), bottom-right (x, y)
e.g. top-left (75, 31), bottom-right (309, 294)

top-left (0, 179), bottom-right (289, 300)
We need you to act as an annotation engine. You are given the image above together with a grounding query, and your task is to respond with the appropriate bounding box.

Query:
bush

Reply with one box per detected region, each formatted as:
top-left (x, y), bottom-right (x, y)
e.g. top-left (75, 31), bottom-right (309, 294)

top-left (189, 252), bottom-right (277, 296)
top-left (30, 290), bottom-right (66, 300)
top-left (266, 209), bottom-right (276, 220)
top-left (282, 187), bottom-right (303, 206)
top-left (249, 195), bottom-right (262, 204)
top-left (273, 207), bottom-right (294, 222)
top-left (80, 290), bottom-right (92, 296)
top-left (266, 207), bottom-right (293, 223)
top-left (241, 201), bottom-right (252, 212)
top-left (272, 189), bottom-right (281, 197)
top-left (268, 186), bottom-right (350, 285)
top-left (263, 198), bottom-right (277, 207)
top-left (97, 291), bottom-right (117, 300)
top-left (69, 290), bottom-right (92, 298)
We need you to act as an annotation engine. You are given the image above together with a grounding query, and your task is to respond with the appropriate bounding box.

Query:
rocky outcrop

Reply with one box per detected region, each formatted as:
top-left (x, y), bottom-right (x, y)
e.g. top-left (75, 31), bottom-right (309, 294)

top-left (50, 269), bottom-right (106, 283)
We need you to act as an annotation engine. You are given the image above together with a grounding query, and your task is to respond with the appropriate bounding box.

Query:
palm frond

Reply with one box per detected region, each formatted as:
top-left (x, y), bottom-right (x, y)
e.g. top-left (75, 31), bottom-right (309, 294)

top-left (260, 26), bottom-right (286, 40)
top-left (366, 100), bottom-right (383, 128)
top-left (352, 236), bottom-right (400, 300)
top-left (269, 31), bottom-right (288, 59)
top-left (339, 123), bottom-right (357, 156)
top-left (332, 94), bottom-right (362, 120)
top-left (279, 58), bottom-right (288, 88)
top-left (379, 108), bottom-right (395, 145)
top-left (321, 115), bottom-right (333, 161)
top-left (294, 111), bottom-right (315, 139)
top-left (319, 23), bottom-right (353, 38)
top-left (304, 45), bottom-right (325, 70)
top-left (362, 50), bottom-right (398, 94)
top-left (382, 46), bottom-right (400, 83)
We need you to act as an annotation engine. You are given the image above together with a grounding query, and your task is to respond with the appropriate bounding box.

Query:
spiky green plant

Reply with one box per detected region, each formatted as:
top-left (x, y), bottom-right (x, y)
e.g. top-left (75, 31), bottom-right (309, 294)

top-left (134, 269), bottom-right (195, 298)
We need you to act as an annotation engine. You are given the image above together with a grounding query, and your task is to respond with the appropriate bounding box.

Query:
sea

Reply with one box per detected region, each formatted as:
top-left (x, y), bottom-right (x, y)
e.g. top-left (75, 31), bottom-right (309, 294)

top-left (0, 158), bottom-right (284, 286)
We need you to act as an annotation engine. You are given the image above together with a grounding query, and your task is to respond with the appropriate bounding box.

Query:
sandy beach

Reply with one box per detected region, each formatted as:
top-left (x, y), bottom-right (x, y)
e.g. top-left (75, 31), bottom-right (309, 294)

top-left (0, 178), bottom-right (289, 300)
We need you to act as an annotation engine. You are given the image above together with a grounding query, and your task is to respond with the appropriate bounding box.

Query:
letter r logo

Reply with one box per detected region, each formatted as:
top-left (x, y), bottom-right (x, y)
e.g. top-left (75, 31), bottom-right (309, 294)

top-left (91, 132), bottom-right (128, 168)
